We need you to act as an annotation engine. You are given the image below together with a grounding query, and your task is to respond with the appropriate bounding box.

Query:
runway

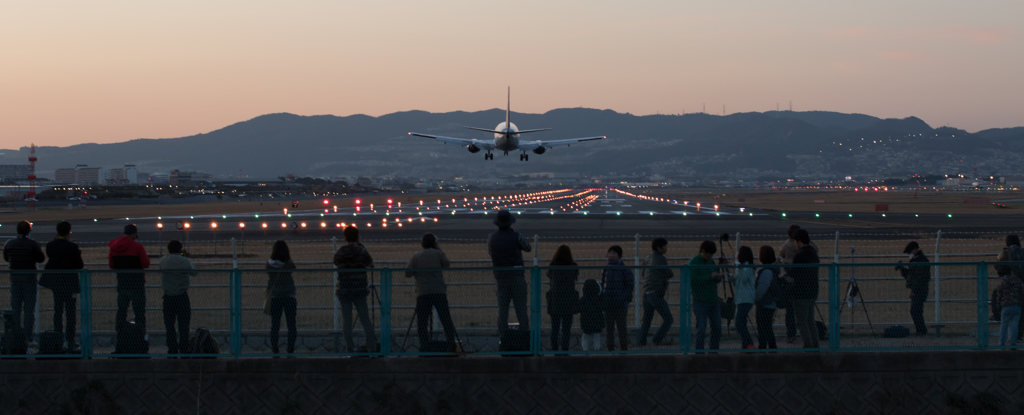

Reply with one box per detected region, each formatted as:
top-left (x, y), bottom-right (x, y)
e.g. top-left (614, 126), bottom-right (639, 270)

top-left (5, 188), bottom-right (1024, 243)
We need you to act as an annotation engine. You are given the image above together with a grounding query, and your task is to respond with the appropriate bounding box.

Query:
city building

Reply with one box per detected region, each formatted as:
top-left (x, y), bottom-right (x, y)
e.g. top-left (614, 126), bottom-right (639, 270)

top-left (0, 164), bottom-right (31, 183)
top-left (124, 164), bottom-right (138, 185)
top-left (54, 168), bottom-right (77, 184)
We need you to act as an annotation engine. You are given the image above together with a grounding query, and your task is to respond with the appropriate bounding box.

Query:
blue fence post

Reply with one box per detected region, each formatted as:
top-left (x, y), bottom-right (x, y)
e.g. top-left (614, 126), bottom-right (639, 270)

top-left (380, 268), bottom-right (392, 357)
top-left (230, 269), bottom-right (242, 358)
top-left (80, 269), bottom-right (92, 359)
top-left (531, 266), bottom-right (542, 356)
top-left (977, 262), bottom-right (989, 350)
top-left (828, 263), bottom-right (840, 352)
top-left (680, 266), bottom-right (691, 354)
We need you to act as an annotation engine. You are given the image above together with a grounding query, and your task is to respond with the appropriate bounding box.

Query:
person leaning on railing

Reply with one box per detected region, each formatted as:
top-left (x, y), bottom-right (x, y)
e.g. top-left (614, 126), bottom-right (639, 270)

top-left (895, 241), bottom-right (930, 337)
top-left (41, 221), bottom-right (83, 352)
top-left (266, 240), bottom-right (297, 354)
top-left (4, 221), bottom-right (46, 346)
top-left (333, 226), bottom-right (378, 353)
top-left (404, 233), bottom-right (457, 347)
top-left (546, 245), bottom-right (579, 352)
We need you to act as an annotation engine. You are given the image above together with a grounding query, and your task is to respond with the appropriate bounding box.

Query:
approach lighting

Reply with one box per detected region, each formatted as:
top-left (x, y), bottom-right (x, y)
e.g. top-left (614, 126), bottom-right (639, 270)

top-left (157, 223), bottom-right (163, 229)
top-left (211, 222), bottom-right (218, 229)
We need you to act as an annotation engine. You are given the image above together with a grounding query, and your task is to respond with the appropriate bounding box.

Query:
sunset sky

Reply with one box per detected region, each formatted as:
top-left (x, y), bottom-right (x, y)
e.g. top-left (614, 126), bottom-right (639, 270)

top-left (2, 1), bottom-right (1021, 147)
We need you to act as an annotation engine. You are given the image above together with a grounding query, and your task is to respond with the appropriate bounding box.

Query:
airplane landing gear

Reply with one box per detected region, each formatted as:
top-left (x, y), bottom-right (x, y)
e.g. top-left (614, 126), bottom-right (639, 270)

top-left (520, 153), bottom-right (529, 161)
top-left (485, 153), bottom-right (493, 160)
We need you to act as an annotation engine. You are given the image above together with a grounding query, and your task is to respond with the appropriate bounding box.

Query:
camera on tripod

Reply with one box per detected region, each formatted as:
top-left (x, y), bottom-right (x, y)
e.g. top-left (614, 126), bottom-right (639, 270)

top-left (719, 233), bottom-right (730, 242)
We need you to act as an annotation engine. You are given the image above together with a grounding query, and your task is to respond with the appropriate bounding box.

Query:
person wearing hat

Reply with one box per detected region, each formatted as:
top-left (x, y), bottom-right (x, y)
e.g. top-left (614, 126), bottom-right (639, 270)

top-left (3, 220), bottom-right (46, 344)
top-left (108, 224), bottom-right (151, 332)
top-left (486, 209), bottom-right (532, 333)
top-left (895, 241), bottom-right (930, 336)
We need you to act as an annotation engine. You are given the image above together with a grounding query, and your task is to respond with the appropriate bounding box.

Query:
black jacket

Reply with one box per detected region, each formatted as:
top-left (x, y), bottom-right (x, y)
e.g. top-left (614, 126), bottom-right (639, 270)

top-left (3, 236), bottom-right (45, 282)
top-left (789, 245), bottom-right (820, 300)
top-left (41, 238), bottom-right (84, 293)
top-left (898, 252), bottom-right (931, 291)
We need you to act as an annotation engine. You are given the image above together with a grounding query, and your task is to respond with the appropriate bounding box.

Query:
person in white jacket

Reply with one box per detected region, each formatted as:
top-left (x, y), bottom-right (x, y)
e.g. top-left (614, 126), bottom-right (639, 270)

top-left (731, 246), bottom-right (757, 350)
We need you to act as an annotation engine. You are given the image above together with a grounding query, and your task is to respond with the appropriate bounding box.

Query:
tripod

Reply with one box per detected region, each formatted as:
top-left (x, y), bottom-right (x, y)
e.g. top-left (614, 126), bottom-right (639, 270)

top-left (717, 236), bottom-right (738, 335)
top-left (838, 247), bottom-right (875, 336)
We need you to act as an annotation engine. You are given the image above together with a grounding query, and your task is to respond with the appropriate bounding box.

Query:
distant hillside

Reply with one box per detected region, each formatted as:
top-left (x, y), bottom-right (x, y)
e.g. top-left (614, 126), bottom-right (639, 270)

top-left (1, 109), bottom-right (1021, 180)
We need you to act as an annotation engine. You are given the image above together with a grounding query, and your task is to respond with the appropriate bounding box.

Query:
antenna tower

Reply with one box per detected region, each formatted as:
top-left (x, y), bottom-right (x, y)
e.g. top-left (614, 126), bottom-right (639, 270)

top-left (789, 100), bottom-right (792, 111)
top-left (27, 144), bottom-right (37, 210)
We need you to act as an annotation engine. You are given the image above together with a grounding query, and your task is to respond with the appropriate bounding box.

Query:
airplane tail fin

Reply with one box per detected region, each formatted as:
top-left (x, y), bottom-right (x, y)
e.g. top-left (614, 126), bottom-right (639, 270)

top-left (506, 86), bottom-right (510, 129)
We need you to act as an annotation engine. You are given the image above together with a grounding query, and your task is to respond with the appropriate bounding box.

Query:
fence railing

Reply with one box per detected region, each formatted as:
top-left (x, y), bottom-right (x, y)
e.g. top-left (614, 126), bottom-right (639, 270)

top-left (0, 261), bottom-right (1018, 358)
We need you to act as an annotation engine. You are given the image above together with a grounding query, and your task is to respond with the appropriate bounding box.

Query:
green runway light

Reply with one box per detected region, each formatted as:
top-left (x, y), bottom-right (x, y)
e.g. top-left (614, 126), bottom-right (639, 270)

top-left (815, 213), bottom-right (820, 218)
top-left (650, 212), bottom-right (654, 216)
top-left (848, 213), bottom-right (853, 218)
top-left (321, 213), bottom-right (324, 217)
top-left (288, 214), bottom-right (292, 218)
top-left (255, 215), bottom-right (259, 218)
top-left (94, 219), bottom-right (97, 222)
top-left (616, 212), bottom-right (621, 216)
top-left (385, 212), bottom-right (389, 216)
top-left (158, 217), bottom-right (162, 220)
top-left (749, 213), bottom-right (753, 217)
top-left (222, 215), bottom-right (226, 219)
top-left (418, 212), bottom-right (422, 216)
top-left (782, 213), bottom-right (787, 217)
top-left (915, 214), bottom-right (919, 217)
top-left (948, 214), bottom-right (953, 218)
top-left (190, 216), bottom-right (194, 219)
top-left (452, 211), bottom-right (456, 215)
top-left (882, 214), bottom-right (886, 217)
top-left (715, 213), bottom-right (720, 216)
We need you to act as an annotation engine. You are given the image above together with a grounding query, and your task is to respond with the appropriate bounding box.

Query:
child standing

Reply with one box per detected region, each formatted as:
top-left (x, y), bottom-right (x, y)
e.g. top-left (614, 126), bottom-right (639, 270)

top-left (579, 279), bottom-right (605, 351)
top-left (732, 246), bottom-right (757, 350)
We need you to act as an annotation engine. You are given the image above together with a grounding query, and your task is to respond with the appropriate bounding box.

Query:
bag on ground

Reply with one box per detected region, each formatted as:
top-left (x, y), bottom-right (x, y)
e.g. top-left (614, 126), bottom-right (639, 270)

top-left (189, 327), bottom-right (219, 355)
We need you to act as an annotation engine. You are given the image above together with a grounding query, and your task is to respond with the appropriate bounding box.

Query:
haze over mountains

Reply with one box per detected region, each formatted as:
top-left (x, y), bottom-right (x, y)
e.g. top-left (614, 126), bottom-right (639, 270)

top-left (3, 109), bottom-right (1023, 181)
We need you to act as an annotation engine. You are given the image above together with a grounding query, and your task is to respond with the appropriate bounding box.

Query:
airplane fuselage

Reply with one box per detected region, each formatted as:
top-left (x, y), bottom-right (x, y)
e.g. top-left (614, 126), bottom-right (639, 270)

top-left (494, 122), bottom-right (520, 152)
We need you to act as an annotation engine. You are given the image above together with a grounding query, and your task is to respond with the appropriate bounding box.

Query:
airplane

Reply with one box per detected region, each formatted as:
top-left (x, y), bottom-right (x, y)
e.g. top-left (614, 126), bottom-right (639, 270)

top-left (408, 88), bottom-right (605, 161)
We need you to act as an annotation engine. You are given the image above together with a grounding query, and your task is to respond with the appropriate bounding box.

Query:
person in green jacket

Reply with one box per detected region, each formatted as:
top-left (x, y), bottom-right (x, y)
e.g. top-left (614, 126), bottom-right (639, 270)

top-left (689, 240), bottom-right (725, 350)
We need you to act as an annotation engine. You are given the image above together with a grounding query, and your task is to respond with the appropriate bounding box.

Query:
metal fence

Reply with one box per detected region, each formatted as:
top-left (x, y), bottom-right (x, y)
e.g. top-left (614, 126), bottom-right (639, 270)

top-left (0, 261), bottom-right (1017, 358)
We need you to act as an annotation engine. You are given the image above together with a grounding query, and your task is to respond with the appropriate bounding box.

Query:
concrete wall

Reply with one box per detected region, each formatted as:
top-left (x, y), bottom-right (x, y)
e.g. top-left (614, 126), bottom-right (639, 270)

top-left (1, 351), bottom-right (1022, 415)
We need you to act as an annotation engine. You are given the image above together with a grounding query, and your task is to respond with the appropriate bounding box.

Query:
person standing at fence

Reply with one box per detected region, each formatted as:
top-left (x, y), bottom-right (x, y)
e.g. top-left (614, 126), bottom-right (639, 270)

top-left (547, 245), bottom-right (579, 352)
top-left (3, 221), bottom-right (45, 346)
top-left (405, 233), bottom-right (457, 347)
top-left (732, 246), bottom-right (756, 350)
top-left (755, 246), bottom-right (779, 350)
top-left (777, 224), bottom-right (801, 344)
top-left (267, 240), bottom-right (297, 354)
top-left (690, 240), bottom-right (724, 351)
top-left (637, 238), bottom-right (674, 347)
top-left (787, 229), bottom-right (820, 349)
top-left (1003, 235), bottom-right (1024, 342)
top-left (486, 210), bottom-right (532, 333)
top-left (41, 221), bottom-right (83, 352)
top-left (993, 249), bottom-right (1024, 346)
top-left (602, 246), bottom-right (633, 351)
top-left (579, 279), bottom-right (604, 351)
top-left (160, 240), bottom-right (197, 354)
top-left (109, 224), bottom-right (150, 333)
top-left (334, 226), bottom-right (379, 353)
top-left (895, 241), bottom-right (931, 336)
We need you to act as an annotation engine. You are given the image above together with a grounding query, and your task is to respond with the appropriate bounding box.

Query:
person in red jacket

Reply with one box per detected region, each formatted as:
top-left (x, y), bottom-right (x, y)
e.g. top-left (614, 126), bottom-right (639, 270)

top-left (108, 224), bottom-right (151, 333)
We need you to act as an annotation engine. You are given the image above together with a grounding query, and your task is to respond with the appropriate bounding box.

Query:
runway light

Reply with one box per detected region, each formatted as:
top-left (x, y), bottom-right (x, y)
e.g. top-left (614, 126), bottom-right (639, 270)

top-left (782, 213), bottom-right (786, 217)
top-left (948, 214), bottom-right (953, 218)
top-left (262, 223), bottom-right (267, 228)
top-left (433, 218), bottom-right (438, 222)
top-left (848, 214), bottom-right (853, 218)
top-left (211, 222), bottom-right (218, 229)
top-left (255, 214), bottom-right (259, 218)
top-left (239, 223), bottom-right (245, 228)
top-left (815, 213), bottom-right (820, 218)
top-left (222, 215), bottom-right (227, 219)
top-left (184, 223), bottom-right (190, 229)
top-left (355, 199), bottom-right (361, 205)
top-left (321, 222), bottom-right (327, 228)
top-left (283, 208), bottom-right (288, 214)
top-left (157, 223), bottom-right (163, 229)
top-left (882, 214), bottom-right (886, 217)
top-left (158, 217), bottom-right (162, 220)
top-left (281, 223), bottom-right (287, 228)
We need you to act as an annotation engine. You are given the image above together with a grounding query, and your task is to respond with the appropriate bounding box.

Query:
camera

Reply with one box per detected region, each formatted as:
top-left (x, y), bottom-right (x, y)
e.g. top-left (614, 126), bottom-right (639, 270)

top-left (719, 233), bottom-right (730, 242)
top-left (894, 260), bottom-right (906, 272)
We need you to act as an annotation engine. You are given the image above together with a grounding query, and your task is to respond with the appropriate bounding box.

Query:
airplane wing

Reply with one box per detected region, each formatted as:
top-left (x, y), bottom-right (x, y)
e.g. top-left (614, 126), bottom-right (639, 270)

top-left (518, 136), bottom-right (605, 151)
top-left (408, 132), bottom-right (495, 150)
top-left (464, 127), bottom-right (552, 135)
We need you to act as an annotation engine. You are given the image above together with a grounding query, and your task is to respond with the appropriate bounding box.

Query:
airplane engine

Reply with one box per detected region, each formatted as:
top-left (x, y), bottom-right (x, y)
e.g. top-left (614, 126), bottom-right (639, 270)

top-left (467, 145), bottom-right (481, 153)
top-left (532, 147), bottom-right (547, 155)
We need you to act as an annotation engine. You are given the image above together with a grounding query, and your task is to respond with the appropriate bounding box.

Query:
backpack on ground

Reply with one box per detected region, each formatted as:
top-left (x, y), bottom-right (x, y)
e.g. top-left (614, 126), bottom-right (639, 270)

top-left (189, 327), bottom-right (219, 355)
top-left (816, 321), bottom-right (829, 341)
top-left (883, 325), bottom-right (910, 338)
top-left (0, 312), bottom-right (27, 355)
top-left (115, 322), bottom-right (149, 355)
top-left (39, 330), bottom-right (64, 355)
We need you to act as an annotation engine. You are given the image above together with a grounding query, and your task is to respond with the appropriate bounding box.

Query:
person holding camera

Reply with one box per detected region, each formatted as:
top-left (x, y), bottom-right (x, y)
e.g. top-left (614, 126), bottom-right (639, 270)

top-left (159, 240), bottom-right (198, 354)
top-left (487, 210), bottom-right (532, 333)
top-left (689, 240), bottom-right (725, 351)
top-left (334, 226), bottom-right (378, 353)
top-left (776, 224), bottom-right (802, 343)
top-left (109, 224), bottom-right (151, 333)
top-left (405, 233), bottom-right (457, 348)
top-left (895, 241), bottom-right (930, 336)
top-left (42, 221), bottom-right (84, 352)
